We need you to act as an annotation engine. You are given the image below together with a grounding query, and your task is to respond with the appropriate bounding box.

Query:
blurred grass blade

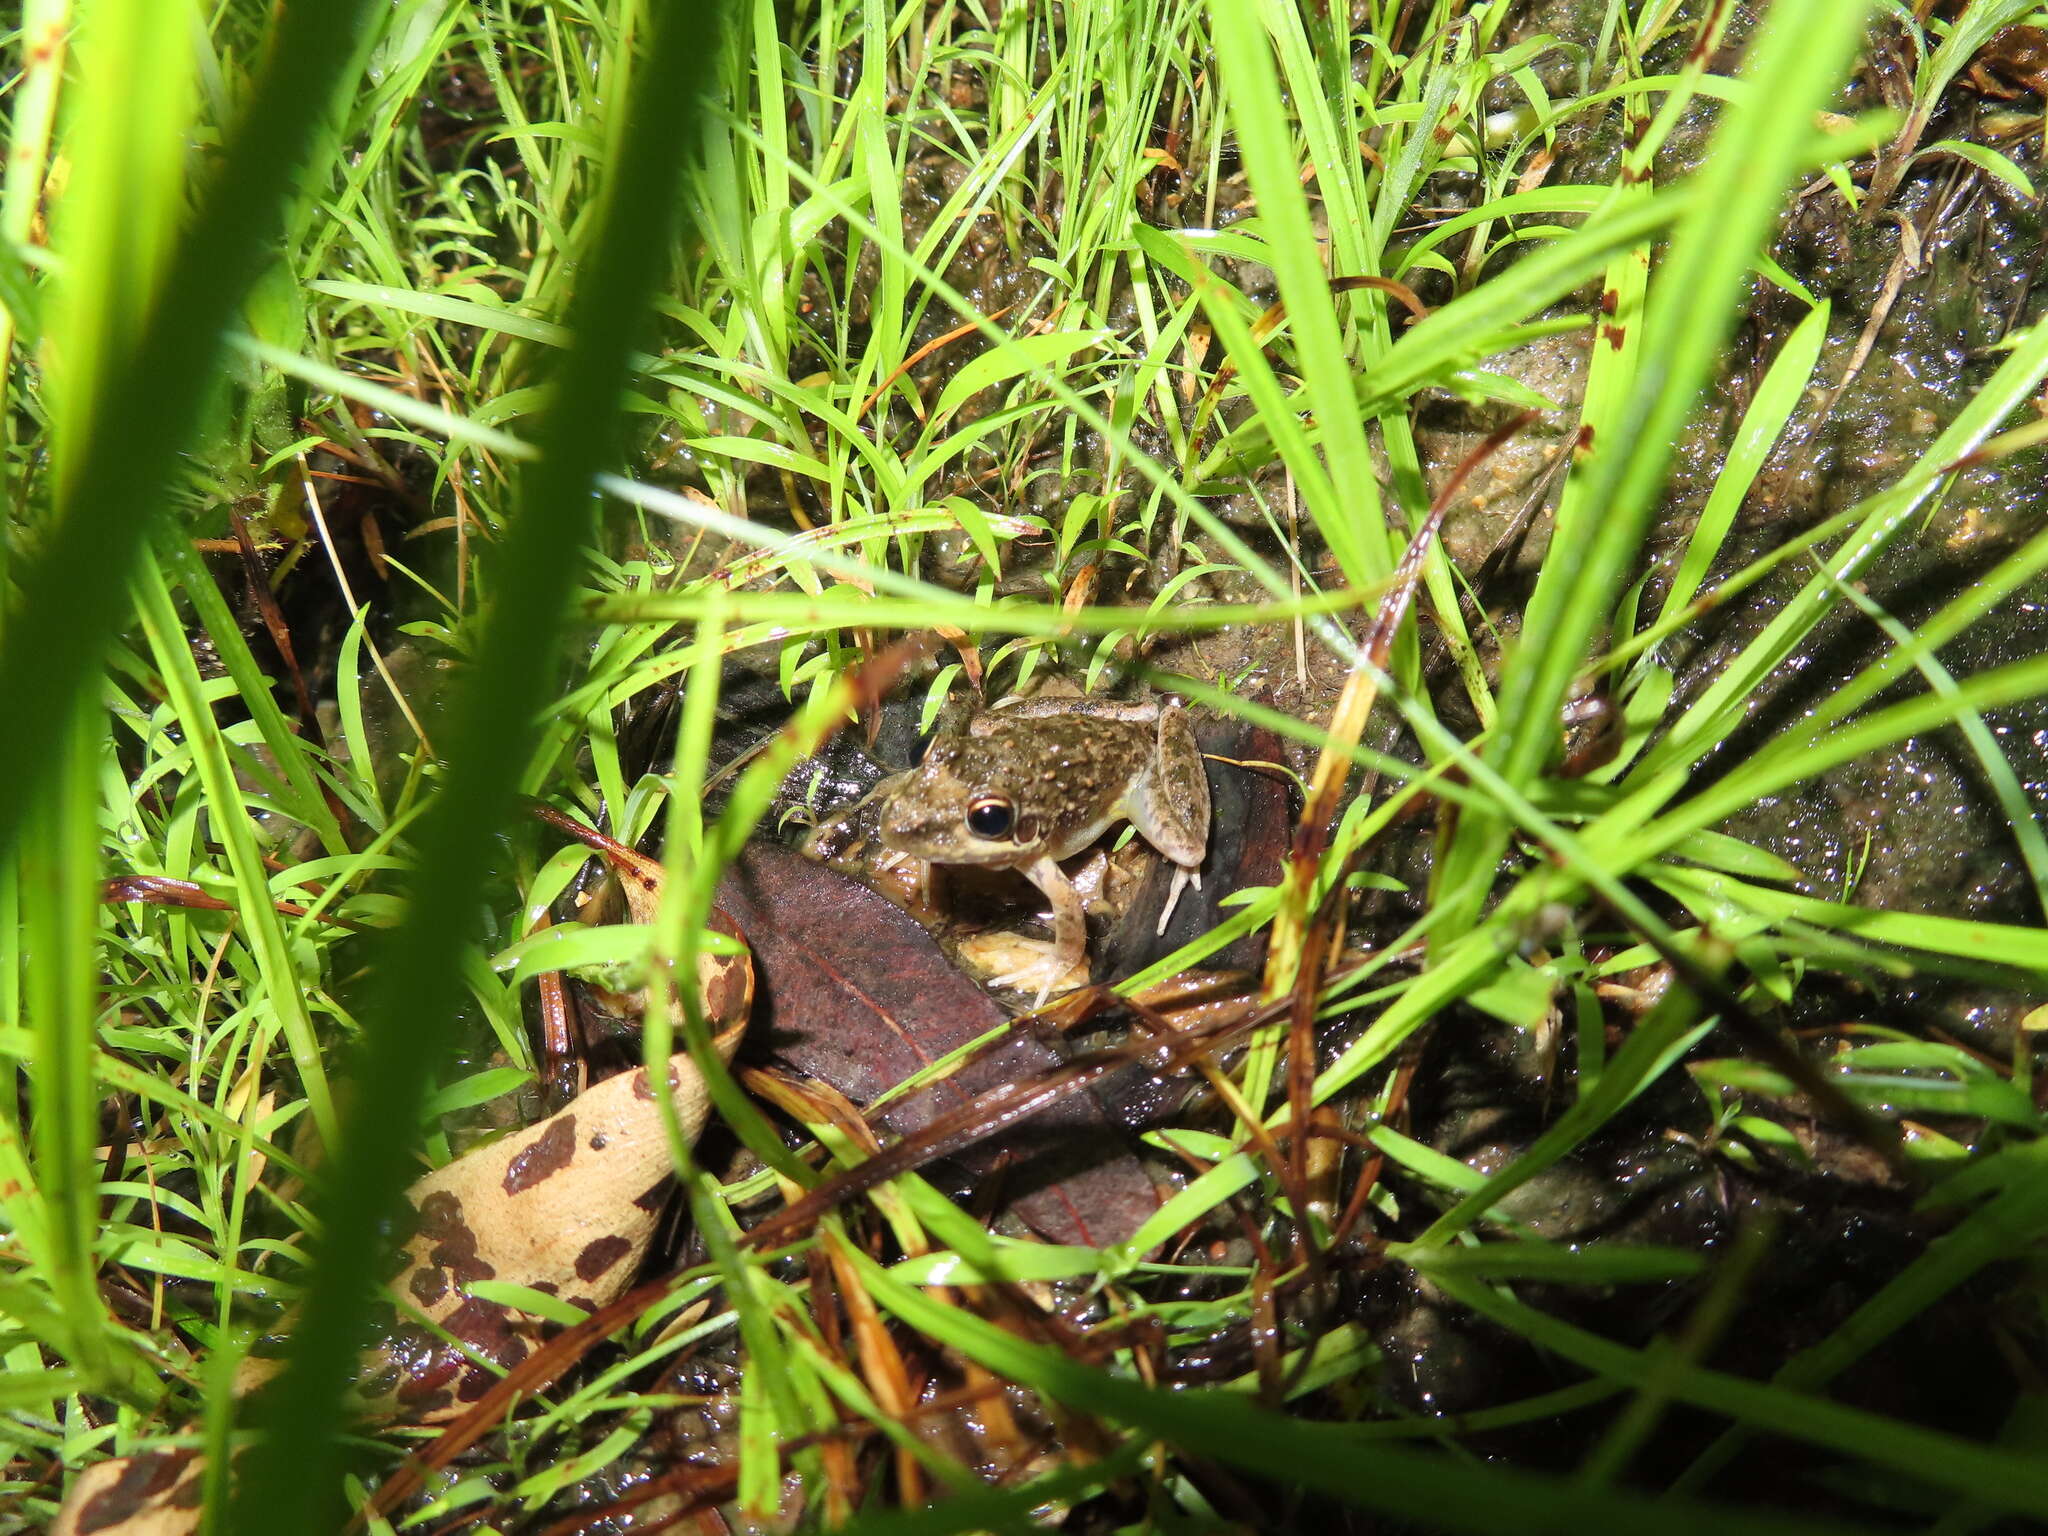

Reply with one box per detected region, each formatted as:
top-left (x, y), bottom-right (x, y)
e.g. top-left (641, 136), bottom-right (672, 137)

top-left (21, 709), bottom-right (112, 1387)
top-left (0, 0), bottom-right (69, 425)
top-left (0, 0), bottom-right (382, 864)
top-left (226, 3), bottom-right (736, 1528)
top-left (43, 0), bottom-right (194, 480)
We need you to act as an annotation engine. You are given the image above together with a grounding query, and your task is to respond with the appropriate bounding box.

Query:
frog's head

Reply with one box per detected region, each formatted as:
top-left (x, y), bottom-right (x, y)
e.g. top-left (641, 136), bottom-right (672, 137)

top-left (878, 736), bottom-right (1044, 865)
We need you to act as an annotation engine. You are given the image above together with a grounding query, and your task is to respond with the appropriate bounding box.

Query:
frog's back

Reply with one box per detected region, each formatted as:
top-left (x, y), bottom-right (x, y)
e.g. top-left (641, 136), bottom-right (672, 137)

top-left (960, 712), bottom-right (1154, 860)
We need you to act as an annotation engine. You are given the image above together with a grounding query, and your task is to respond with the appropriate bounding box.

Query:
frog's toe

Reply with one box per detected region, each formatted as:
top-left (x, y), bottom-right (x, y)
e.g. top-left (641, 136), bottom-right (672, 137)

top-left (1155, 865), bottom-right (1202, 936)
top-left (975, 935), bottom-right (1088, 1006)
top-left (992, 960), bottom-right (1083, 1008)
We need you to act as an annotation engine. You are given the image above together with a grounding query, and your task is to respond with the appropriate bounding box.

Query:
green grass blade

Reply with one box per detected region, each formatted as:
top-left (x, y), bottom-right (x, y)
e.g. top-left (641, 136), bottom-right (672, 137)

top-left (1621, 314), bottom-right (2048, 811)
top-left (1623, 650), bottom-right (2048, 874)
top-left (1209, 0), bottom-right (1391, 586)
top-left (1825, 576), bottom-right (2048, 920)
top-left (131, 550), bottom-right (335, 1146)
top-left (1431, 1269), bottom-right (2048, 1517)
top-left (1416, 984), bottom-right (1711, 1244)
top-left (1677, 1145), bottom-right (2048, 1492)
top-left (0, 0), bottom-right (68, 433)
top-left (42, 0), bottom-right (194, 478)
top-left (850, 1245), bottom-right (1884, 1536)
top-left (1652, 297), bottom-right (1831, 632)
top-left (22, 710), bottom-right (115, 1389)
top-left (156, 538), bottom-right (349, 858)
top-left (1648, 867), bottom-right (2048, 974)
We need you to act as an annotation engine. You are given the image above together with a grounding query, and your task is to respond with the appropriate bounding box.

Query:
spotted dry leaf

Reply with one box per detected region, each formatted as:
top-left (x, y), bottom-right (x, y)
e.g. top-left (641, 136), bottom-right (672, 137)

top-left (363, 1019), bottom-right (744, 1421)
top-left (51, 1448), bottom-right (204, 1536)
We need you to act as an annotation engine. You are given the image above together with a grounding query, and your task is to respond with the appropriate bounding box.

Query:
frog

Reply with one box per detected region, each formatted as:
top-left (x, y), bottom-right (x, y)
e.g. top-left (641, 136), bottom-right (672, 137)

top-left (877, 696), bottom-right (1211, 1003)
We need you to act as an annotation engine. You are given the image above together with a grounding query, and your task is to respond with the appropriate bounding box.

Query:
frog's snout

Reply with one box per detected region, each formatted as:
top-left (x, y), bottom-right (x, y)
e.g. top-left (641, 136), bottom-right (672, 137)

top-left (877, 797), bottom-right (911, 848)
top-left (877, 772), bottom-right (971, 857)
top-left (876, 787), bottom-right (931, 853)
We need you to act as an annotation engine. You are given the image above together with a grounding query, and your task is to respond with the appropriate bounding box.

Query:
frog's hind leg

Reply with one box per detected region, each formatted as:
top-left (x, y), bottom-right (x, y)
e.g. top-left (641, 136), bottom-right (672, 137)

top-left (1127, 704), bottom-right (1212, 935)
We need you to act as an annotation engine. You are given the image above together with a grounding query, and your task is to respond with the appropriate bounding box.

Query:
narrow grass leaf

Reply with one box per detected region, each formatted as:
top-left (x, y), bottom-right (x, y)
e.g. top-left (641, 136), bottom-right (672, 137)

top-left (1432, 1269), bottom-right (2048, 1517)
top-left (1211, 0), bottom-right (1389, 586)
top-left (928, 329), bottom-right (1111, 424)
top-left (1654, 298), bottom-right (1831, 633)
top-left (1624, 314), bottom-right (2048, 806)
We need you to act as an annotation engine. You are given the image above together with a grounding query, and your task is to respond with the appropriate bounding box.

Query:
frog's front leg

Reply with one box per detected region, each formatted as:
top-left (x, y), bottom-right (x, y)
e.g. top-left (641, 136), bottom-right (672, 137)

top-left (1130, 703), bottom-right (1211, 934)
top-left (986, 853), bottom-right (1090, 1005)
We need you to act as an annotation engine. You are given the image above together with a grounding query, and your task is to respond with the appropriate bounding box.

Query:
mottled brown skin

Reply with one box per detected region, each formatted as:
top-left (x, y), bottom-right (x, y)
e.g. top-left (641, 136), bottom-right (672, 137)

top-left (879, 697), bottom-right (1210, 1001)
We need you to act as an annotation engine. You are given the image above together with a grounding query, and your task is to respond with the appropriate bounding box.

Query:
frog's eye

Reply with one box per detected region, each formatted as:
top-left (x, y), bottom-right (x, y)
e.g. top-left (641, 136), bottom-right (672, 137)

top-left (965, 797), bottom-right (1015, 839)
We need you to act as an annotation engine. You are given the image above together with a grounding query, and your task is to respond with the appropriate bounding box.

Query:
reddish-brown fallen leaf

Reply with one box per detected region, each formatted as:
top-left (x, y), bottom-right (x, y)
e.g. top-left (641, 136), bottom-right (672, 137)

top-left (718, 841), bottom-right (1160, 1248)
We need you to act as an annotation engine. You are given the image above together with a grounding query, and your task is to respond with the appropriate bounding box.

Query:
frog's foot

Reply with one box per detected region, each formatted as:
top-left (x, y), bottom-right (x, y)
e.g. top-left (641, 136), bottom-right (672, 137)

top-left (975, 933), bottom-right (1090, 1007)
top-left (1155, 864), bottom-right (1203, 936)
